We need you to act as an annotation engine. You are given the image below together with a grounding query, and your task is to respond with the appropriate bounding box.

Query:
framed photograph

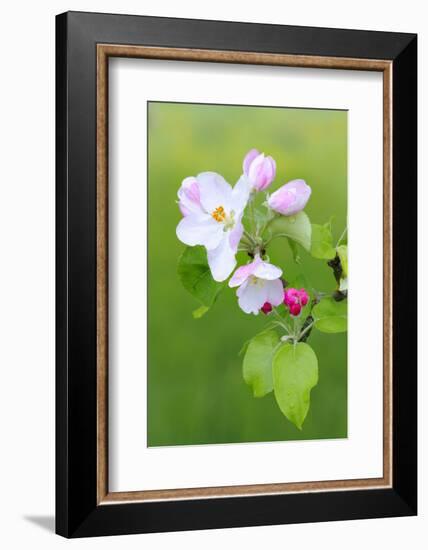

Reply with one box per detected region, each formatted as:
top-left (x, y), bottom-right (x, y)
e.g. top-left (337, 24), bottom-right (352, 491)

top-left (56, 11), bottom-right (417, 538)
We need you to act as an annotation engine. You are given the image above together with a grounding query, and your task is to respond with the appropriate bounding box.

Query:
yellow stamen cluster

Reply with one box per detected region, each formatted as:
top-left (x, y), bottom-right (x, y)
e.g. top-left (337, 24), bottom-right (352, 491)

top-left (212, 205), bottom-right (226, 222)
top-left (249, 275), bottom-right (265, 287)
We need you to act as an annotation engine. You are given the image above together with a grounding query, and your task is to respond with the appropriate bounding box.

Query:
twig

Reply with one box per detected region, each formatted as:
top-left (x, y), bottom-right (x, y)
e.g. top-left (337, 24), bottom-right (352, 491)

top-left (271, 308), bottom-right (290, 333)
top-left (299, 321), bottom-right (314, 341)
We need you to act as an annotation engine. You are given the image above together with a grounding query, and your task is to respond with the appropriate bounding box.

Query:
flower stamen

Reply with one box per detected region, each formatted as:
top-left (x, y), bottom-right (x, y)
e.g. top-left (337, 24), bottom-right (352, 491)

top-left (249, 275), bottom-right (265, 287)
top-left (212, 205), bottom-right (226, 222)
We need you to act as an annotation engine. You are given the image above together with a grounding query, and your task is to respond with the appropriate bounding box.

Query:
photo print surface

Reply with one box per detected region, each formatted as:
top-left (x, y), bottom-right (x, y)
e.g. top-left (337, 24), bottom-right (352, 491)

top-left (147, 101), bottom-right (348, 447)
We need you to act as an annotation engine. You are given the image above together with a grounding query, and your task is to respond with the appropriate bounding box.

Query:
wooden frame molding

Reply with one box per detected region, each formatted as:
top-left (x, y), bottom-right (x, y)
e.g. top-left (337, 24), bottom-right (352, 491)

top-left (96, 43), bottom-right (393, 505)
top-left (57, 12), bottom-right (417, 538)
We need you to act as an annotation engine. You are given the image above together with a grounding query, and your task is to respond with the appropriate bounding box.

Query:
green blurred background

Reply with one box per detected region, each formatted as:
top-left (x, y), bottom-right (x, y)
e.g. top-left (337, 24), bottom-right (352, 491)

top-left (147, 102), bottom-right (347, 446)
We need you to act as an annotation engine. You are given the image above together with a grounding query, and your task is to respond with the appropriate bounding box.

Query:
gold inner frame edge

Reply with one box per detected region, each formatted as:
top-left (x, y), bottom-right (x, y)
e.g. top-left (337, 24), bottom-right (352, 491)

top-left (96, 44), bottom-right (393, 505)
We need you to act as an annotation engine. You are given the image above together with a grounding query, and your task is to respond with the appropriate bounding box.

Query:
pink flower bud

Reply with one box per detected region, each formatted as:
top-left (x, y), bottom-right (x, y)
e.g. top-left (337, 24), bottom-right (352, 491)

top-left (289, 303), bottom-right (302, 317)
top-left (243, 149), bottom-right (276, 192)
top-left (268, 179), bottom-right (311, 216)
top-left (283, 288), bottom-right (299, 307)
top-left (283, 287), bottom-right (309, 317)
top-left (261, 302), bottom-right (273, 315)
top-left (299, 289), bottom-right (309, 306)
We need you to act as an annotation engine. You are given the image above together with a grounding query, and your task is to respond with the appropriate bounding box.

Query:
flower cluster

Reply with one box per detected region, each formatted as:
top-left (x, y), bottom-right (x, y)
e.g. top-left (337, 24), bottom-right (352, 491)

top-left (176, 148), bottom-right (311, 315)
top-left (261, 287), bottom-right (310, 317)
top-left (284, 288), bottom-right (309, 317)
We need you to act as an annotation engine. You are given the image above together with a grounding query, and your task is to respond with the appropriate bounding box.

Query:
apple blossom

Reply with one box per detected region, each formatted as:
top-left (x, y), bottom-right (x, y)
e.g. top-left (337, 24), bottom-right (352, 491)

top-left (268, 179), bottom-right (311, 216)
top-left (284, 288), bottom-right (309, 317)
top-left (242, 148), bottom-right (276, 192)
top-left (176, 172), bottom-right (250, 282)
top-left (229, 255), bottom-right (283, 315)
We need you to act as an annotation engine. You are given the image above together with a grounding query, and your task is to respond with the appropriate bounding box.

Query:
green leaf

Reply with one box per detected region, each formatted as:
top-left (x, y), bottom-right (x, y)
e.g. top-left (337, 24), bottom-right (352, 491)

top-left (288, 238), bottom-right (301, 264)
top-left (273, 342), bottom-right (318, 429)
top-left (243, 330), bottom-right (279, 398)
top-left (336, 245), bottom-right (348, 278)
top-left (177, 246), bottom-right (225, 309)
top-left (311, 223), bottom-right (336, 259)
top-left (192, 305), bottom-right (209, 319)
top-left (239, 338), bottom-right (251, 357)
top-left (268, 211), bottom-right (312, 251)
top-left (312, 297), bottom-right (347, 333)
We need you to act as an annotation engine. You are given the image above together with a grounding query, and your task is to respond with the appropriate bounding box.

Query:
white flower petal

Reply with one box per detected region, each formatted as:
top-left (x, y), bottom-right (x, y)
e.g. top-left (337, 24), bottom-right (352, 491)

top-left (207, 235), bottom-right (237, 282)
top-left (228, 259), bottom-right (258, 288)
top-left (197, 172), bottom-right (233, 214)
top-left (176, 214), bottom-right (223, 250)
top-left (231, 175), bottom-right (251, 214)
top-left (177, 194), bottom-right (203, 216)
top-left (228, 214), bottom-right (244, 252)
top-left (177, 177), bottom-right (203, 216)
top-left (253, 260), bottom-right (282, 280)
top-left (236, 280), bottom-right (268, 315)
top-left (265, 279), bottom-right (284, 306)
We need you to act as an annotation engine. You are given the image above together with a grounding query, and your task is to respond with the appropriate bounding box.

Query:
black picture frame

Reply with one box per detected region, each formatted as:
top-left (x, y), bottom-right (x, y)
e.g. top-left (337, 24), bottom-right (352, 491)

top-left (56, 10), bottom-right (417, 538)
